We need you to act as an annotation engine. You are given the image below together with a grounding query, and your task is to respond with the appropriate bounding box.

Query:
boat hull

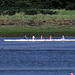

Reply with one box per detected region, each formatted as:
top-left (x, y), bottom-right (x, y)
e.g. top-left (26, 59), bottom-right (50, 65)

top-left (4, 39), bottom-right (75, 41)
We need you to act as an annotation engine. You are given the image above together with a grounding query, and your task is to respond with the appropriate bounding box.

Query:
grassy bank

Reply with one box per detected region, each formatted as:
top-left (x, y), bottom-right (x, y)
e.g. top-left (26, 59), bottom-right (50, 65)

top-left (0, 25), bottom-right (75, 37)
top-left (0, 9), bottom-right (75, 26)
top-left (0, 9), bottom-right (75, 37)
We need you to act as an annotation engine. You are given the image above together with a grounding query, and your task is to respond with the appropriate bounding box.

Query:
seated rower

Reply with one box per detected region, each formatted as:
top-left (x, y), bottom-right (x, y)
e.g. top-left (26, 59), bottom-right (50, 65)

top-left (41, 35), bottom-right (44, 39)
top-left (32, 35), bottom-right (35, 40)
top-left (62, 35), bottom-right (65, 39)
top-left (50, 35), bottom-right (52, 39)
top-left (24, 35), bottom-right (28, 39)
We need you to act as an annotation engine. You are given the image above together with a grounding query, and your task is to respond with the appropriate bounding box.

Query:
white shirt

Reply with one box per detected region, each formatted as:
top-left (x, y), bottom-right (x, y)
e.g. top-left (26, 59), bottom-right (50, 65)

top-left (32, 36), bottom-right (35, 39)
top-left (62, 35), bottom-right (65, 39)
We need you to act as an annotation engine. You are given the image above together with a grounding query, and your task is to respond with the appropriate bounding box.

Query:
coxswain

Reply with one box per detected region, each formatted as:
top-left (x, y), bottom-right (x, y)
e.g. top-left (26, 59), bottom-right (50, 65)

top-left (50, 35), bottom-right (52, 39)
top-left (32, 35), bottom-right (35, 40)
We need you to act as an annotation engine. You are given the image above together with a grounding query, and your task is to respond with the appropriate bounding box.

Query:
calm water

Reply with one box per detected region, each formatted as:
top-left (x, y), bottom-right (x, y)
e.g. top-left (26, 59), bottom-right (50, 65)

top-left (0, 37), bottom-right (75, 75)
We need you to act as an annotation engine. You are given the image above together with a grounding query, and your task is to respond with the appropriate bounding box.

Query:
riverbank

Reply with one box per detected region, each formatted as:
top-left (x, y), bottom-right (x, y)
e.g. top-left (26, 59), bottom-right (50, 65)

top-left (0, 32), bottom-right (75, 37)
top-left (0, 9), bottom-right (75, 37)
top-left (0, 9), bottom-right (75, 26)
top-left (0, 25), bottom-right (75, 37)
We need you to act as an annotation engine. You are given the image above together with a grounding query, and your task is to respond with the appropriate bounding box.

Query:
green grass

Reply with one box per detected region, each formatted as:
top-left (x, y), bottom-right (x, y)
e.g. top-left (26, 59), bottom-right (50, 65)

top-left (0, 9), bottom-right (75, 37)
top-left (0, 9), bottom-right (75, 20)
top-left (0, 25), bottom-right (75, 33)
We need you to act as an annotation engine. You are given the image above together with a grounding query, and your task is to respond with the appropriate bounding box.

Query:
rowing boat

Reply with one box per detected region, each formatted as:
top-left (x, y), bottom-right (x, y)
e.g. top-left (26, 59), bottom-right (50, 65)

top-left (4, 39), bottom-right (75, 41)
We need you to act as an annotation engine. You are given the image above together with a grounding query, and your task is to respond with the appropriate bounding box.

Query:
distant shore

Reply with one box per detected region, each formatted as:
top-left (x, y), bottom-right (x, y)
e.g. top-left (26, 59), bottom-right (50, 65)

top-left (0, 32), bottom-right (75, 37)
top-left (0, 9), bottom-right (75, 37)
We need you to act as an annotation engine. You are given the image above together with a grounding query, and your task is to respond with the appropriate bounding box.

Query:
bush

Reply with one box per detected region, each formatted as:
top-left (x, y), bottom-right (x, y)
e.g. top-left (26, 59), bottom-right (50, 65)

top-left (24, 9), bottom-right (58, 15)
top-left (40, 9), bottom-right (58, 15)
top-left (5, 11), bottom-right (16, 15)
top-left (65, 2), bottom-right (75, 10)
top-left (25, 9), bottom-right (38, 15)
top-left (0, 10), bottom-right (16, 15)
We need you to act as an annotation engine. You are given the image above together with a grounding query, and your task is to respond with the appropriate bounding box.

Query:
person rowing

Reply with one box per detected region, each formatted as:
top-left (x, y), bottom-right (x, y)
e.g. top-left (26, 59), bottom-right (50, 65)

top-left (62, 35), bottom-right (65, 39)
top-left (32, 35), bottom-right (35, 40)
top-left (50, 35), bottom-right (52, 39)
top-left (41, 35), bottom-right (44, 39)
top-left (24, 35), bottom-right (28, 39)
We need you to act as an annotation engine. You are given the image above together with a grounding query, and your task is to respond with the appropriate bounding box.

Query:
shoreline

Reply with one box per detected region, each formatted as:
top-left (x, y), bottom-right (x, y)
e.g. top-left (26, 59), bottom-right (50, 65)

top-left (0, 32), bottom-right (75, 37)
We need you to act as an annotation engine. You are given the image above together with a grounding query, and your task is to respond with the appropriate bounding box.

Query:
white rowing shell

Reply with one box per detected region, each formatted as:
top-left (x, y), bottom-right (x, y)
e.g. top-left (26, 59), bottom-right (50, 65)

top-left (4, 39), bottom-right (75, 41)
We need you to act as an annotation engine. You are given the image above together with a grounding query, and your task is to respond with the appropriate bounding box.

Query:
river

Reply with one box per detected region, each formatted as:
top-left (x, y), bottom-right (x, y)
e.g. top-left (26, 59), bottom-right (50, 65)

top-left (0, 37), bottom-right (75, 75)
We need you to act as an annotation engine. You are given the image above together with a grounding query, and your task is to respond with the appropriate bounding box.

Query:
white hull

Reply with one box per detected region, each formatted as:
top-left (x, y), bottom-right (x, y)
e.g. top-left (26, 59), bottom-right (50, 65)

top-left (4, 39), bottom-right (75, 41)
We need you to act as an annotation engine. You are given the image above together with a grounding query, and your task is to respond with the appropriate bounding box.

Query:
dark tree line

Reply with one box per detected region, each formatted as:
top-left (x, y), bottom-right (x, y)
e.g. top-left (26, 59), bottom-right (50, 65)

top-left (0, 0), bottom-right (75, 10)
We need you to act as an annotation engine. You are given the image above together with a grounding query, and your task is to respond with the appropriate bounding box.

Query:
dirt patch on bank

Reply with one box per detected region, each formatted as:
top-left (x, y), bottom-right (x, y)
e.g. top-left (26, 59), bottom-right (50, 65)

top-left (0, 18), bottom-right (75, 26)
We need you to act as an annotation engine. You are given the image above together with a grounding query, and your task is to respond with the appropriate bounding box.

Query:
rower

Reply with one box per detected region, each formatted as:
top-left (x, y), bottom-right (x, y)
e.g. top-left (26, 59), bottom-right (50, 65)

top-left (24, 35), bottom-right (27, 39)
top-left (41, 35), bottom-right (43, 39)
top-left (24, 35), bottom-right (28, 39)
top-left (50, 35), bottom-right (52, 39)
top-left (62, 35), bottom-right (65, 39)
top-left (32, 35), bottom-right (35, 40)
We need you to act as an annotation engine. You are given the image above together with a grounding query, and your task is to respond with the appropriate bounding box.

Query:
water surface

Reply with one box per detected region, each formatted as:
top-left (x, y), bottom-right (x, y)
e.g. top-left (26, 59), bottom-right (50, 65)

top-left (0, 37), bottom-right (75, 75)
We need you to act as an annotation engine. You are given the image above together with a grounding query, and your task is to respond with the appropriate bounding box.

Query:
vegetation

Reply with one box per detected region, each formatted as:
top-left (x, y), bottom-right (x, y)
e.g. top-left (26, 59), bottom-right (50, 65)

top-left (0, 25), bottom-right (75, 37)
top-left (0, 24), bottom-right (75, 33)
top-left (0, 9), bottom-right (75, 37)
top-left (0, 9), bottom-right (75, 26)
top-left (0, 0), bottom-right (75, 36)
top-left (0, 0), bottom-right (75, 16)
top-left (0, 0), bottom-right (75, 10)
